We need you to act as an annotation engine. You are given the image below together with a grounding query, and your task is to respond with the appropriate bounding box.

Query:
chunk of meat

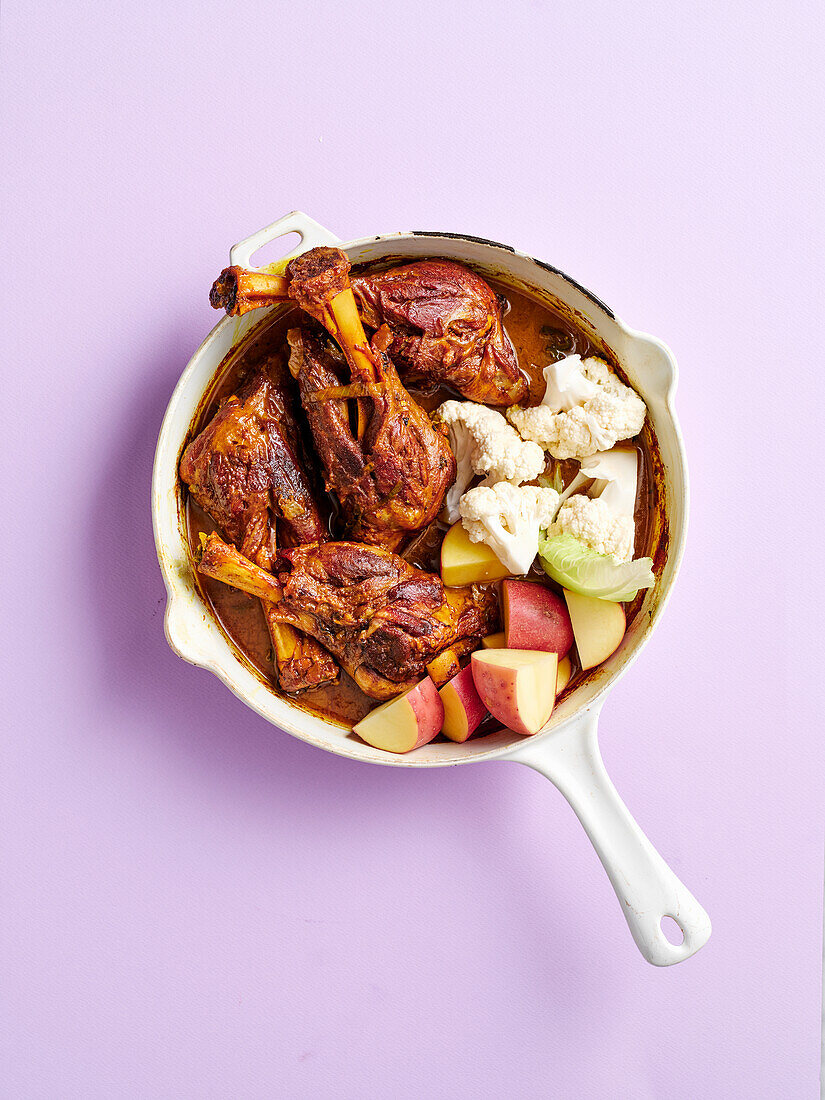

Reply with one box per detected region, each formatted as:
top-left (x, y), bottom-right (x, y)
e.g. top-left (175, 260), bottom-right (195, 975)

top-left (180, 367), bottom-right (338, 692)
top-left (180, 368), bottom-right (325, 557)
top-left (198, 535), bottom-right (500, 700)
top-left (351, 260), bottom-right (526, 405)
top-left (209, 251), bottom-right (526, 404)
top-left (287, 326), bottom-right (455, 550)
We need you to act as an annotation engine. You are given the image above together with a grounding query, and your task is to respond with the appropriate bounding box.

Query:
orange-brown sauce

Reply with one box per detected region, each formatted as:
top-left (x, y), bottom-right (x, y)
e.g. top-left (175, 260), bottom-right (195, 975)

top-left (184, 272), bottom-right (658, 729)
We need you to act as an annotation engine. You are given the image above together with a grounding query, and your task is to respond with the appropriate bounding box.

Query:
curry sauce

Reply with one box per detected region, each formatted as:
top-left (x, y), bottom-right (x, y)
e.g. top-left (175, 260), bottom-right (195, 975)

top-left (185, 273), bottom-right (659, 729)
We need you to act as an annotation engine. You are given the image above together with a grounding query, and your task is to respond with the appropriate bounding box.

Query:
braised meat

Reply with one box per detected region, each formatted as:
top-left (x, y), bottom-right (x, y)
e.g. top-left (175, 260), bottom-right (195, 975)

top-left (350, 260), bottom-right (526, 405)
top-left (180, 368), bottom-right (326, 554)
top-left (285, 249), bottom-right (456, 549)
top-left (287, 326), bottom-right (454, 550)
top-left (179, 366), bottom-right (338, 692)
top-left (198, 534), bottom-right (500, 700)
top-left (210, 251), bottom-right (526, 404)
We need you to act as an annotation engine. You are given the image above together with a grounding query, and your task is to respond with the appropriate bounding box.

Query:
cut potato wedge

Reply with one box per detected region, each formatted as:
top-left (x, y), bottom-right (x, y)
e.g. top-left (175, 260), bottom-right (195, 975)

top-left (440, 666), bottom-right (488, 743)
top-left (556, 655), bottom-right (572, 694)
top-left (502, 578), bottom-right (574, 656)
top-left (353, 677), bottom-right (444, 753)
top-left (471, 649), bottom-right (558, 737)
top-left (441, 521), bottom-right (510, 586)
top-left (563, 590), bottom-right (626, 670)
top-left (481, 631), bottom-right (507, 649)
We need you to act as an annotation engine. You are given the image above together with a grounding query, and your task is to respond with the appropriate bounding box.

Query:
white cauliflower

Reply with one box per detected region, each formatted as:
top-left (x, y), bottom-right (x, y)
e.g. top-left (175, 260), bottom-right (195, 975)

top-left (436, 400), bottom-right (546, 523)
top-left (580, 448), bottom-right (638, 530)
top-left (549, 495), bottom-right (635, 562)
top-left (459, 482), bottom-right (560, 575)
top-left (506, 355), bottom-right (646, 460)
top-left (542, 354), bottom-right (601, 410)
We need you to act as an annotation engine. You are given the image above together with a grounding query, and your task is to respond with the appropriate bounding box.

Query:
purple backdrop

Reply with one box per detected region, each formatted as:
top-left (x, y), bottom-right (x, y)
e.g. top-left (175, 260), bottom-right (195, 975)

top-left (3, 1), bottom-right (823, 1095)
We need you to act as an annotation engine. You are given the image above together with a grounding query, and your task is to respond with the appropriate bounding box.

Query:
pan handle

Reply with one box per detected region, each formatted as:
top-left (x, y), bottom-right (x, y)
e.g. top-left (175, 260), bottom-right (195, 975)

top-left (511, 707), bottom-right (711, 966)
top-left (229, 211), bottom-right (341, 270)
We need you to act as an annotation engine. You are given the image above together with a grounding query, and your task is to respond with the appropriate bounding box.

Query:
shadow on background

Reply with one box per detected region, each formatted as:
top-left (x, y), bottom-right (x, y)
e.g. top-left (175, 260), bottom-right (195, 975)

top-left (82, 321), bottom-right (616, 1000)
top-left (84, 323), bottom-right (405, 816)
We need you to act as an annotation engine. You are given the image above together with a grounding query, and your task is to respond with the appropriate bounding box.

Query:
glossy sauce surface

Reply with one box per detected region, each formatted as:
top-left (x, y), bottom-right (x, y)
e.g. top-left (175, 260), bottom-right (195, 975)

top-left (185, 274), bottom-right (655, 729)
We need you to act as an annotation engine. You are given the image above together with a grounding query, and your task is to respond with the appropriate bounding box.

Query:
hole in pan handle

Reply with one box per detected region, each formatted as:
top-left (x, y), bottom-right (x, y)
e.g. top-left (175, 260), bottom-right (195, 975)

top-left (229, 211), bottom-right (342, 271)
top-left (513, 706), bottom-right (711, 966)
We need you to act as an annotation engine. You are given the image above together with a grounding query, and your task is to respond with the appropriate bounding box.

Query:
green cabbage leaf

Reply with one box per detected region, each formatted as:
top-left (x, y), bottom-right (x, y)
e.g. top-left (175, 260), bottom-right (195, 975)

top-left (538, 532), bottom-right (655, 603)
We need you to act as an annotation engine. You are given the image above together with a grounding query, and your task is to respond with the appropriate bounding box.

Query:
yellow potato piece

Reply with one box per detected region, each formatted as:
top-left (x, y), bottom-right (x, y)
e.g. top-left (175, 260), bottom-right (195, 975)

top-left (440, 521), bottom-right (511, 586)
top-left (471, 649), bottom-right (558, 736)
top-left (556, 655), bottom-right (572, 693)
top-left (563, 590), bottom-right (626, 670)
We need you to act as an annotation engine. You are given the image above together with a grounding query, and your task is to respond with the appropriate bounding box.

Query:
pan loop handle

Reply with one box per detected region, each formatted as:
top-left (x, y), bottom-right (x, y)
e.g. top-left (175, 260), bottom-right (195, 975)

top-left (229, 212), bottom-right (341, 270)
top-left (512, 707), bottom-right (711, 966)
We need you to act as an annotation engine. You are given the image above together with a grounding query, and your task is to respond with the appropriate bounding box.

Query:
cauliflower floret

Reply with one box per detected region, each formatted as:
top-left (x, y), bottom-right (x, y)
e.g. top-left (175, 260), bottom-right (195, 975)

top-left (506, 355), bottom-right (646, 460)
top-left (542, 353), bottom-right (602, 409)
top-left (549, 494), bottom-right (634, 562)
top-left (580, 448), bottom-right (639, 554)
top-left (459, 482), bottom-right (560, 575)
top-left (436, 400), bottom-right (546, 522)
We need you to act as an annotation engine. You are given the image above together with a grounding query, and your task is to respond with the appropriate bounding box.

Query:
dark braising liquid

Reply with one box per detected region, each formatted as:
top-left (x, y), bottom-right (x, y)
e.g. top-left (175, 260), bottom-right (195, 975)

top-left (185, 272), bottom-right (657, 729)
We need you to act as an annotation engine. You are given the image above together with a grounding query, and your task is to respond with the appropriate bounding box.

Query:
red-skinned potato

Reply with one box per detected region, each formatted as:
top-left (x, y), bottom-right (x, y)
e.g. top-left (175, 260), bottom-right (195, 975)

top-left (353, 677), bottom-right (444, 753)
top-left (563, 590), bottom-right (626, 670)
top-left (439, 666), bottom-right (488, 742)
top-left (502, 579), bottom-right (574, 657)
top-left (471, 649), bottom-right (558, 737)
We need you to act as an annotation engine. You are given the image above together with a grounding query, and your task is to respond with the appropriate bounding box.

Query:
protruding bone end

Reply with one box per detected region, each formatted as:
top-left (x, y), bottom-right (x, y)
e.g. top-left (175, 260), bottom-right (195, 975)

top-left (210, 267), bottom-right (241, 314)
top-left (287, 247), bottom-right (351, 314)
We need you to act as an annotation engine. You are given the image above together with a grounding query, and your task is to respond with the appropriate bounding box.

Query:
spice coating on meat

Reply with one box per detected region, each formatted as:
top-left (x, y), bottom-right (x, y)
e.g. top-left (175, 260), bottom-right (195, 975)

top-left (180, 368), bottom-right (326, 561)
top-left (209, 251), bottom-right (527, 406)
top-left (272, 541), bottom-right (500, 699)
top-left (180, 366), bottom-right (338, 692)
top-left (287, 326), bottom-right (456, 550)
top-left (351, 260), bottom-right (526, 405)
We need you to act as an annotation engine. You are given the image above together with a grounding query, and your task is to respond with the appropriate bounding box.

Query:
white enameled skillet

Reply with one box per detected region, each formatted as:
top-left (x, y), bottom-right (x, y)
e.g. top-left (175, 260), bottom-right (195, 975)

top-left (152, 211), bottom-right (711, 965)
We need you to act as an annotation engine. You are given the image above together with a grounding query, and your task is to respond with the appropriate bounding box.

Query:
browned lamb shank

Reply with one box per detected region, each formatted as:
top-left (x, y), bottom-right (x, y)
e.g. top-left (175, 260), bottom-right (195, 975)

top-left (209, 249), bottom-right (526, 405)
top-left (179, 364), bottom-right (339, 692)
top-left (286, 325), bottom-right (454, 551)
top-left (198, 534), bottom-right (500, 700)
top-left (284, 248), bottom-right (456, 550)
top-left (350, 259), bottom-right (525, 405)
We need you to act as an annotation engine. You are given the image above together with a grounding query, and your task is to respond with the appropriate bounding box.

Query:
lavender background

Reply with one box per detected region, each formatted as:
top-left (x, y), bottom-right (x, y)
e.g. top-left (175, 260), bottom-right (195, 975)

top-left (3, 2), bottom-right (823, 1096)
